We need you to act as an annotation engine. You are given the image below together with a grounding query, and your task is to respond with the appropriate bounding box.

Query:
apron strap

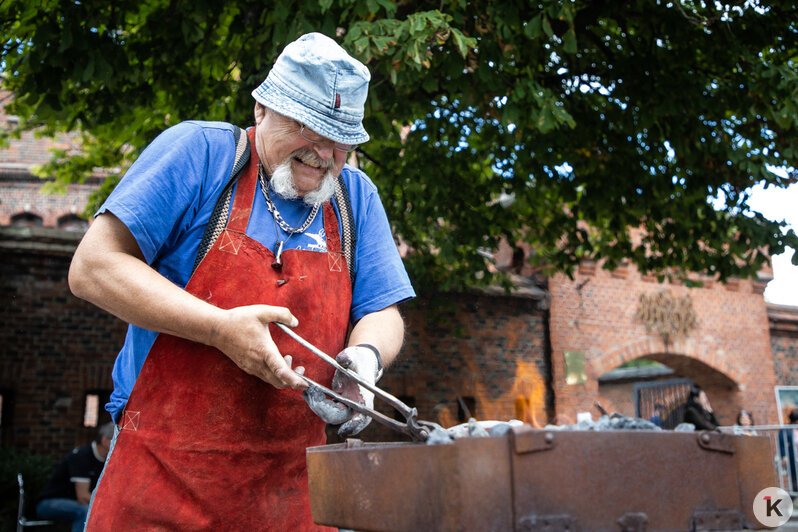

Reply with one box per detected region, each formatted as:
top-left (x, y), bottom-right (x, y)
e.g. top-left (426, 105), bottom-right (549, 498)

top-left (332, 174), bottom-right (356, 285)
top-left (226, 128), bottom-right (259, 233)
top-left (192, 126), bottom-right (250, 274)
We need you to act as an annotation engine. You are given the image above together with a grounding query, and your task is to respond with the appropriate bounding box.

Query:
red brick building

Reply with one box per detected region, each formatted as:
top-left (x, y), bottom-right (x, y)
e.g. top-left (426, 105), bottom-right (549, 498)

top-left (3, 104), bottom-right (798, 455)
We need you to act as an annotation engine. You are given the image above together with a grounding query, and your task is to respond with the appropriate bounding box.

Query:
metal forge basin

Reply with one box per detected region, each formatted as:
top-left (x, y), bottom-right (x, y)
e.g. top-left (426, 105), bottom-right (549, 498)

top-left (306, 426), bottom-right (777, 531)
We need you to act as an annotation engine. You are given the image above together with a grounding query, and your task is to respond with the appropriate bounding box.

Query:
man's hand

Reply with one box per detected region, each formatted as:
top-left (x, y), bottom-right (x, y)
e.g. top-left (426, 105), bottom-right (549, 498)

top-left (303, 345), bottom-right (380, 437)
top-left (208, 304), bottom-right (307, 390)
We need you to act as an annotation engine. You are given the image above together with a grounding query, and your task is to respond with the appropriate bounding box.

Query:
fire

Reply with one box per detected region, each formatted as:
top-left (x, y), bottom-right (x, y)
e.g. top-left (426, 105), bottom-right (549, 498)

top-left (508, 360), bottom-right (546, 428)
top-left (434, 359), bottom-right (546, 428)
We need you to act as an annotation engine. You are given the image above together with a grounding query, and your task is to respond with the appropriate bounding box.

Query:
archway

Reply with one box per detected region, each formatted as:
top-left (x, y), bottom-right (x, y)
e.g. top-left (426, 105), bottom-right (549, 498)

top-left (597, 353), bottom-right (739, 428)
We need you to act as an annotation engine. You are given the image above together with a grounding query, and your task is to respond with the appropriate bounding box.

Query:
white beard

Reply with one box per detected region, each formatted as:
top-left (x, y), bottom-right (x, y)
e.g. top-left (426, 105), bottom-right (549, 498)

top-left (270, 149), bottom-right (336, 206)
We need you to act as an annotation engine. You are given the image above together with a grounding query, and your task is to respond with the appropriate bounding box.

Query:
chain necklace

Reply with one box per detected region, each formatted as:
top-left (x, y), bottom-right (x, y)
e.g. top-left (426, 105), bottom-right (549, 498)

top-left (258, 164), bottom-right (321, 269)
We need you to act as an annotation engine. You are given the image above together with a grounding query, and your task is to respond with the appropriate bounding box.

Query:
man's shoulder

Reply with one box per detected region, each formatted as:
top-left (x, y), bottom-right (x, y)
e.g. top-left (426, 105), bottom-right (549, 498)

top-left (169, 121), bottom-right (240, 144)
top-left (143, 121), bottom-right (238, 157)
top-left (180, 120), bottom-right (239, 133)
top-left (70, 443), bottom-right (93, 458)
top-left (339, 164), bottom-right (378, 195)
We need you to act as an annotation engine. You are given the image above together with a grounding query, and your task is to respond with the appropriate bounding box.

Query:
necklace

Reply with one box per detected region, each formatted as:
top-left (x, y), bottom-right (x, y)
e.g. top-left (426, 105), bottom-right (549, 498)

top-left (258, 164), bottom-right (320, 269)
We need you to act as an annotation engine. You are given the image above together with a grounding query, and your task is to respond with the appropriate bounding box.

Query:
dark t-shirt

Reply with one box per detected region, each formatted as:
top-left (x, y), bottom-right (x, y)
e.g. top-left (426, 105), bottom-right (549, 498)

top-left (37, 442), bottom-right (106, 502)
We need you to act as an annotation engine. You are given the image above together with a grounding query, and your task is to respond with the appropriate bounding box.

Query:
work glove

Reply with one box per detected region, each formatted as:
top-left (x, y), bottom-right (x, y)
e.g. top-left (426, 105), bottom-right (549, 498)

top-left (303, 345), bottom-right (382, 437)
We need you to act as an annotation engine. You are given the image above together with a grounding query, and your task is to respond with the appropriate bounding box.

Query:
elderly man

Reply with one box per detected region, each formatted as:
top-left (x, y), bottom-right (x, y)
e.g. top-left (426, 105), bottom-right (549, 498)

top-left (69, 33), bottom-right (414, 530)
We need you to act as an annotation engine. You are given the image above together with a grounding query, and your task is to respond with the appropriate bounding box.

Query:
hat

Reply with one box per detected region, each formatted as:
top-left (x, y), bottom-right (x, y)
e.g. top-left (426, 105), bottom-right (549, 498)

top-left (252, 33), bottom-right (370, 145)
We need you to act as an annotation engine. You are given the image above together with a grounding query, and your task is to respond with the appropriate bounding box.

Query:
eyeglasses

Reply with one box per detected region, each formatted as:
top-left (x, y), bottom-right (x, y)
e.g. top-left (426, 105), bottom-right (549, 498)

top-left (299, 124), bottom-right (358, 153)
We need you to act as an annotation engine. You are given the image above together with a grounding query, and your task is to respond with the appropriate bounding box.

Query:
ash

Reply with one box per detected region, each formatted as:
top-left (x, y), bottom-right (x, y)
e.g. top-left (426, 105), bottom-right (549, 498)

top-left (427, 413), bottom-right (663, 445)
top-left (549, 413), bottom-right (662, 431)
top-left (426, 419), bottom-right (524, 445)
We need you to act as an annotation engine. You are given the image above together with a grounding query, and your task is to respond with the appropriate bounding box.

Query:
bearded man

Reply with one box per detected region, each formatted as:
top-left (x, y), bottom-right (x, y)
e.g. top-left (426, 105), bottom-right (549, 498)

top-left (68, 32), bottom-right (414, 531)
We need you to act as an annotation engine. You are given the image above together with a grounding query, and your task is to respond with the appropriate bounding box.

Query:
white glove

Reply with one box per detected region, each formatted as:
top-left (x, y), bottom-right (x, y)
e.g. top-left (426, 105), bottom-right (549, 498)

top-left (303, 345), bottom-right (382, 437)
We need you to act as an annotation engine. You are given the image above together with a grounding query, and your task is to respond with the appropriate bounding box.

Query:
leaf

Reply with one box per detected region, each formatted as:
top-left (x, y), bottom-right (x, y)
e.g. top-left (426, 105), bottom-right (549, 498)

top-left (451, 29), bottom-right (469, 57)
top-left (541, 15), bottom-right (553, 38)
top-left (525, 15), bottom-right (542, 39)
top-left (563, 28), bottom-right (577, 54)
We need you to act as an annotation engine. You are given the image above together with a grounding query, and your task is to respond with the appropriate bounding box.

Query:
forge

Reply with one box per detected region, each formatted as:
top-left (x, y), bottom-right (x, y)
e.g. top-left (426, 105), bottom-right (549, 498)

top-left (307, 425), bottom-right (776, 531)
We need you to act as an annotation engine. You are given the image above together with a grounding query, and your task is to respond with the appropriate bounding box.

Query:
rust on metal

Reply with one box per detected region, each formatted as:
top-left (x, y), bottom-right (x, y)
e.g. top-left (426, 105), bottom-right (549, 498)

top-left (306, 429), bottom-right (776, 532)
top-left (513, 429), bottom-right (556, 454)
top-left (695, 431), bottom-right (735, 454)
top-left (690, 509), bottom-right (743, 531)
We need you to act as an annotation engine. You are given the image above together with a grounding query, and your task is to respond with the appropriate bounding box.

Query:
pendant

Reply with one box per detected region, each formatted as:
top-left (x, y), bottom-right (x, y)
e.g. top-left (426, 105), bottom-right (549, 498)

top-left (272, 240), bottom-right (285, 270)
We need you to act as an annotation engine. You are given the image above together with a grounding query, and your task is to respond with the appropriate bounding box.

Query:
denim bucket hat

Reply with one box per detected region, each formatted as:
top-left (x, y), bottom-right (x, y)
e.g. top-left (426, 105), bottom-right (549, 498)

top-left (252, 33), bottom-right (370, 145)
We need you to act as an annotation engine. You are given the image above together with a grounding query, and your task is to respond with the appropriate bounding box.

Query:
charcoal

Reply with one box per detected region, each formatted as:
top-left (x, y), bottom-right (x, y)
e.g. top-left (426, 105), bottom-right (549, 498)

top-left (467, 418), bottom-right (491, 437)
top-left (426, 426), bottom-right (455, 445)
top-left (556, 413), bottom-right (662, 431)
top-left (443, 419), bottom-right (522, 440)
top-left (487, 422), bottom-right (515, 437)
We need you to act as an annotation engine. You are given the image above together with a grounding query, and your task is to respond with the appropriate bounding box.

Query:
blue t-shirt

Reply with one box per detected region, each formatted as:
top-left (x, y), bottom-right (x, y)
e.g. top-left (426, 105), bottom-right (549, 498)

top-left (98, 121), bottom-right (415, 420)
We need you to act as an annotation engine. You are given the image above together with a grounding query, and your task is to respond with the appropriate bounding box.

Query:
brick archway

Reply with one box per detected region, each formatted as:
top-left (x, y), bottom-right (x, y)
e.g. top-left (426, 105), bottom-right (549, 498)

top-left (592, 336), bottom-right (742, 386)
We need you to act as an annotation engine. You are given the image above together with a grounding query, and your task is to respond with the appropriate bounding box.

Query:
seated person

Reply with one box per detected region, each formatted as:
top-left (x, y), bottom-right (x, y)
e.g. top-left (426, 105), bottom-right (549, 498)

top-left (36, 422), bottom-right (114, 532)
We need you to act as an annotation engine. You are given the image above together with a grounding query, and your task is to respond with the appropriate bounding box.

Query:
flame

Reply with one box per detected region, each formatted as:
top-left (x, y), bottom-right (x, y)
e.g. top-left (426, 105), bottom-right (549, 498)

top-left (507, 360), bottom-right (546, 428)
top-left (435, 405), bottom-right (458, 428)
top-left (452, 359), bottom-right (546, 429)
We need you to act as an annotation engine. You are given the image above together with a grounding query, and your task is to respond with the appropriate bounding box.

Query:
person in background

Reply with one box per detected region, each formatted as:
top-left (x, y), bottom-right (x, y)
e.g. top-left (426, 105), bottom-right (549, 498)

top-left (779, 408), bottom-right (798, 494)
top-left (734, 409), bottom-right (757, 435)
top-left (649, 403), bottom-right (666, 428)
top-left (36, 422), bottom-right (114, 532)
top-left (683, 386), bottom-right (719, 430)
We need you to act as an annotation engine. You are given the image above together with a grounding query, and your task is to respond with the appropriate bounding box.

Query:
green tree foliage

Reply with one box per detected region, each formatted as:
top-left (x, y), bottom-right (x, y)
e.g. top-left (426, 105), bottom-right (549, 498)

top-left (2, 0), bottom-right (797, 291)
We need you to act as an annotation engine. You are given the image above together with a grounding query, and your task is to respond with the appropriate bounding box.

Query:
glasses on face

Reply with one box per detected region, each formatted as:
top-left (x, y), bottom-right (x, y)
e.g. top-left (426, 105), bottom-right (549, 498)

top-left (299, 124), bottom-right (358, 153)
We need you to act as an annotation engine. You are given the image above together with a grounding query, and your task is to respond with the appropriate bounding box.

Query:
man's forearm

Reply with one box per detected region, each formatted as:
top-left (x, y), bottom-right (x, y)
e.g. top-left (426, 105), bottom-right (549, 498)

top-left (68, 213), bottom-right (224, 347)
top-left (68, 212), bottom-right (306, 389)
top-left (74, 481), bottom-right (91, 505)
top-left (347, 304), bottom-right (405, 366)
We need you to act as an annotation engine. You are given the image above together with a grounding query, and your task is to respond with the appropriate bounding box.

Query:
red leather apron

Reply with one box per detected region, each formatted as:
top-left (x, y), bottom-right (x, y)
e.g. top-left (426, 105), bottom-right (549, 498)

top-left (87, 128), bottom-right (347, 531)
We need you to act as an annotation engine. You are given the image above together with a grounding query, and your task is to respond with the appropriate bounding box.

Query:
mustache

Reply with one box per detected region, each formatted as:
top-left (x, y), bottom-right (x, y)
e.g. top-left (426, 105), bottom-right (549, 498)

top-left (291, 146), bottom-right (336, 170)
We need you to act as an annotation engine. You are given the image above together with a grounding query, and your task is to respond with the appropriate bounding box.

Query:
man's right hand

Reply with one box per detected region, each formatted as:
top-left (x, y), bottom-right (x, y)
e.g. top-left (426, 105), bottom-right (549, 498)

top-left (208, 304), bottom-right (307, 390)
top-left (69, 214), bottom-right (307, 391)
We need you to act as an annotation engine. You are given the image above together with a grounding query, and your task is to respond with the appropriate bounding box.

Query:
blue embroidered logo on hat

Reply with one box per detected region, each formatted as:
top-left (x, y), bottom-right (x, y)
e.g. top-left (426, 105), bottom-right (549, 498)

top-left (252, 33), bottom-right (370, 145)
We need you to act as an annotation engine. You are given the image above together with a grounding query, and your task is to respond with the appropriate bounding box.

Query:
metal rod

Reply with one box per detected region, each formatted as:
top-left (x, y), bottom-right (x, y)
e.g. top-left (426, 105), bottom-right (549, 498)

top-left (275, 322), bottom-right (413, 418)
top-left (298, 375), bottom-right (413, 438)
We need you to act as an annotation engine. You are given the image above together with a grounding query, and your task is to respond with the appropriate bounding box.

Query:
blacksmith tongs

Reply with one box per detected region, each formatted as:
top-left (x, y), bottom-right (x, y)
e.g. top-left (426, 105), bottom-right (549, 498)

top-left (275, 323), bottom-right (443, 442)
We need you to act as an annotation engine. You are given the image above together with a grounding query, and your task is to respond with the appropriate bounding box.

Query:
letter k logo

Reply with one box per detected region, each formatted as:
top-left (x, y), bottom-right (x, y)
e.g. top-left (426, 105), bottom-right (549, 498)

top-left (765, 495), bottom-right (783, 517)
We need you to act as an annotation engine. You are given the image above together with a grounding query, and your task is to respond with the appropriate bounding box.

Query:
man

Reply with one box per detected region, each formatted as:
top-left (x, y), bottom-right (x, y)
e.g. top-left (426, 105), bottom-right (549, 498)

top-left (68, 32), bottom-right (414, 530)
top-left (36, 422), bottom-right (114, 532)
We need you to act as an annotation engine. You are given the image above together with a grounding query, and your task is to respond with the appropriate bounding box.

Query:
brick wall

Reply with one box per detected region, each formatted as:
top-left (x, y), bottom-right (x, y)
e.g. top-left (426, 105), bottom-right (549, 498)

top-left (549, 261), bottom-right (780, 426)
top-left (0, 90), bottom-right (102, 227)
top-left (353, 292), bottom-right (552, 442)
top-left (0, 227), bottom-right (126, 455)
top-left (0, 171), bottom-right (98, 227)
top-left (770, 305), bottom-right (798, 387)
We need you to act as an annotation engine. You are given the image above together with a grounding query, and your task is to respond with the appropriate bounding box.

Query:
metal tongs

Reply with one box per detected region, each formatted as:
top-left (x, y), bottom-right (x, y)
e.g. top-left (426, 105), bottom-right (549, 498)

top-left (275, 323), bottom-right (444, 442)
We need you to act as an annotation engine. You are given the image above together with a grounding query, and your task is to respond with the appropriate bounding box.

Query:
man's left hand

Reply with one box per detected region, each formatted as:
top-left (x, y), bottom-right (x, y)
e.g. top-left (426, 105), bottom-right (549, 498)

top-left (303, 346), bottom-right (379, 437)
